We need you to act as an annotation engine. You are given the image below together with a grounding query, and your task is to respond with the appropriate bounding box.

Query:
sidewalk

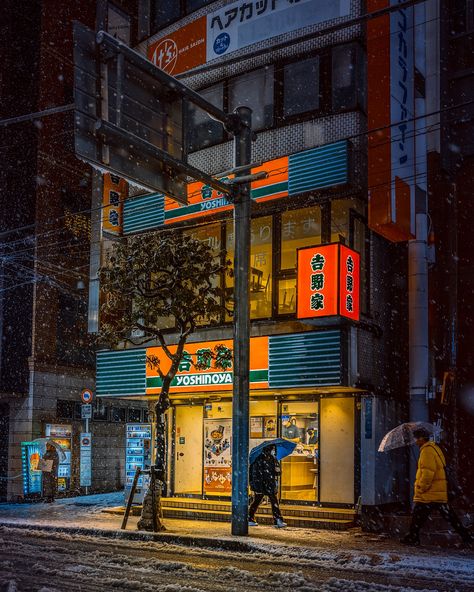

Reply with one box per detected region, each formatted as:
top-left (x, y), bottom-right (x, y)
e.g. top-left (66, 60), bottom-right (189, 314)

top-left (0, 491), bottom-right (472, 557)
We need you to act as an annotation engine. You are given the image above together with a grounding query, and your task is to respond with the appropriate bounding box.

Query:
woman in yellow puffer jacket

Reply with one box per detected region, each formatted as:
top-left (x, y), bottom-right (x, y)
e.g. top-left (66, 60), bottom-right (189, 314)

top-left (401, 427), bottom-right (473, 546)
top-left (413, 441), bottom-right (448, 503)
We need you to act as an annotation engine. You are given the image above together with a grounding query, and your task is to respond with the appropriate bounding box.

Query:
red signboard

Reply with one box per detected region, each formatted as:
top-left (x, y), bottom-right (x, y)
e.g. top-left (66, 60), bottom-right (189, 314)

top-left (297, 244), bottom-right (360, 321)
top-left (367, 0), bottom-right (415, 242)
top-left (147, 17), bottom-right (206, 76)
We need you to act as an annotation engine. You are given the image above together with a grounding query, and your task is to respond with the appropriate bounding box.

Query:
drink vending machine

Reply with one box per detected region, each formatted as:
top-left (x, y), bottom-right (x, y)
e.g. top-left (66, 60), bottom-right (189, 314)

top-left (125, 423), bottom-right (152, 504)
top-left (21, 441), bottom-right (43, 497)
top-left (45, 424), bottom-right (72, 492)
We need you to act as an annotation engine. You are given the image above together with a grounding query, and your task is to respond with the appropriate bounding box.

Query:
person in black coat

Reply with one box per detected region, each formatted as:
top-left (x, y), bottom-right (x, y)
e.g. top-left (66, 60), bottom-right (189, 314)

top-left (248, 445), bottom-right (287, 528)
top-left (42, 443), bottom-right (60, 503)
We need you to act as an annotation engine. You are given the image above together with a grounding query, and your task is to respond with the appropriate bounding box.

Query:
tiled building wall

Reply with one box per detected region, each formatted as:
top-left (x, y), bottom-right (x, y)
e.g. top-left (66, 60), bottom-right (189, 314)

top-left (7, 369), bottom-right (146, 500)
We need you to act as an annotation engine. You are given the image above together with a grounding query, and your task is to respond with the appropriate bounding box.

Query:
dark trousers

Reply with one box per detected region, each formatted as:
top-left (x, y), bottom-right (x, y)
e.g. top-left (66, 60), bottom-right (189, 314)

top-left (249, 493), bottom-right (283, 524)
top-left (409, 502), bottom-right (472, 542)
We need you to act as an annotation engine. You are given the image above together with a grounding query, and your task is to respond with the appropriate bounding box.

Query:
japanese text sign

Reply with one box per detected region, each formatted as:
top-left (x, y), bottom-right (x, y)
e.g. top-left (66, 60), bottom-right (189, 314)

top-left (146, 337), bottom-right (269, 393)
top-left (102, 173), bottom-right (127, 235)
top-left (147, 17), bottom-right (206, 75)
top-left (297, 244), bottom-right (360, 321)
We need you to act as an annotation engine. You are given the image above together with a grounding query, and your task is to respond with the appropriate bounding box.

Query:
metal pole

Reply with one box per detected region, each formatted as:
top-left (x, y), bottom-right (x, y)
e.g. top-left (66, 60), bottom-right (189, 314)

top-left (85, 416), bottom-right (89, 496)
top-left (408, 212), bottom-right (429, 486)
top-left (231, 106), bottom-right (252, 536)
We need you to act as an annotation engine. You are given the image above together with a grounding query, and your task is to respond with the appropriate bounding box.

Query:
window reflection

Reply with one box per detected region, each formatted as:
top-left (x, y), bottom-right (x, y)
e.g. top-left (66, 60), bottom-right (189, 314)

top-left (280, 206), bottom-right (322, 270)
top-left (183, 223), bottom-right (222, 326)
top-left (226, 216), bottom-right (272, 319)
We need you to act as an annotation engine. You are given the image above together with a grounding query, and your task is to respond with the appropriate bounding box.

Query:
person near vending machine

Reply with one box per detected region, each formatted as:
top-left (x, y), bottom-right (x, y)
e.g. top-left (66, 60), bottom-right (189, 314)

top-left (41, 443), bottom-right (59, 503)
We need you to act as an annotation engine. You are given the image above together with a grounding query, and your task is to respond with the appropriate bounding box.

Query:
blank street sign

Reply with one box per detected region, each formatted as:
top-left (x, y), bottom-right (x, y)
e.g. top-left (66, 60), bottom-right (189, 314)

top-left (73, 22), bottom-right (188, 203)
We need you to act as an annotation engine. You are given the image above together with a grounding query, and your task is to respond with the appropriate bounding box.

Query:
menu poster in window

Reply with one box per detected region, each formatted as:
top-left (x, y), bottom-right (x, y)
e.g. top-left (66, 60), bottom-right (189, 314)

top-left (263, 417), bottom-right (277, 438)
top-left (203, 419), bottom-right (232, 494)
top-left (250, 416), bottom-right (263, 438)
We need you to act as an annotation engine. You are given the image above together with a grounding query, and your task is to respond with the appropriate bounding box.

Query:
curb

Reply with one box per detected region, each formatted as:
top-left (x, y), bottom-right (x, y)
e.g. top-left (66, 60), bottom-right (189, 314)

top-left (0, 520), bottom-right (257, 553)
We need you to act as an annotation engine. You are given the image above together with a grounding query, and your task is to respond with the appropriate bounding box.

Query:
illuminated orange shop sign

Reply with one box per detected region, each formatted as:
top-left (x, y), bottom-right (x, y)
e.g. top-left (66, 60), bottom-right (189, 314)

top-left (146, 337), bottom-right (269, 394)
top-left (297, 244), bottom-right (360, 322)
top-left (102, 173), bottom-right (127, 235)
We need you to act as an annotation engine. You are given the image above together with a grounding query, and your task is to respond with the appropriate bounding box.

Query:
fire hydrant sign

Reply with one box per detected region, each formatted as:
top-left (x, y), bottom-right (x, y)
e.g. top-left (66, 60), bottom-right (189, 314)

top-left (80, 433), bottom-right (92, 487)
top-left (297, 243), bottom-right (360, 321)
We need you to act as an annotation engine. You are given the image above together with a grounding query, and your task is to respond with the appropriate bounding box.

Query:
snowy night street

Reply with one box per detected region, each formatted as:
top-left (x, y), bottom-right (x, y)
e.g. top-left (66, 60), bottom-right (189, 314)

top-left (2, 525), bottom-right (474, 592)
top-left (1, 494), bottom-right (474, 592)
top-left (2, 1), bottom-right (474, 591)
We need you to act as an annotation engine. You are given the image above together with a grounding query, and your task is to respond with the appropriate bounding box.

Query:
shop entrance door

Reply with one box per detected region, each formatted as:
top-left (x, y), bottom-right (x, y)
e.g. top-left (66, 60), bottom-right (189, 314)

top-left (319, 396), bottom-right (355, 505)
top-left (174, 405), bottom-right (203, 495)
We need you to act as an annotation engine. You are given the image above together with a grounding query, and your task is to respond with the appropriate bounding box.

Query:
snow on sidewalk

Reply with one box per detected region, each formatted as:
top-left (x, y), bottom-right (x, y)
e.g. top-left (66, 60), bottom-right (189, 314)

top-left (1, 490), bottom-right (474, 587)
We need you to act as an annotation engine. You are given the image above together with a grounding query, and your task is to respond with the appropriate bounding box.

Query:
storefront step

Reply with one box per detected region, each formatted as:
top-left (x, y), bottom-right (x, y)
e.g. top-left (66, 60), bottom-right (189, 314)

top-left (103, 500), bottom-right (357, 529)
top-left (162, 506), bottom-right (355, 529)
top-left (161, 498), bottom-right (356, 522)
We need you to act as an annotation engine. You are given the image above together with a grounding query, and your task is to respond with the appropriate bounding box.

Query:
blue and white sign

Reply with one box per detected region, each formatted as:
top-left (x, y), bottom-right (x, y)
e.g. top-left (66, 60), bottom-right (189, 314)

top-left (390, 0), bottom-right (416, 234)
top-left (80, 432), bottom-right (92, 487)
top-left (207, 0), bottom-right (351, 62)
top-left (81, 404), bottom-right (92, 420)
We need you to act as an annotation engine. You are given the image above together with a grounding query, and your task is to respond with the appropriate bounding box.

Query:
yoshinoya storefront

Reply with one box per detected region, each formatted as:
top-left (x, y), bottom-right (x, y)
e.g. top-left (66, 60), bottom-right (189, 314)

top-left (96, 329), bottom-right (366, 508)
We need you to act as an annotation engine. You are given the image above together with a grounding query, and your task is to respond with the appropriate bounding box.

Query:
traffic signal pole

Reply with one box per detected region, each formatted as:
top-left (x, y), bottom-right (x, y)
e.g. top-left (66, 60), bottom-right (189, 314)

top-left (75, 24), bottom-right (255, 535)
top-left (231, 107), bottom-right (252, 536)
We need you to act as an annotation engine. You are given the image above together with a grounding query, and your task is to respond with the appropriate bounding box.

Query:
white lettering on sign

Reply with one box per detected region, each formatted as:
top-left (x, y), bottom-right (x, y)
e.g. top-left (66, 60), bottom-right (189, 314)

top-left (200, 197), bottom-right (230, 211)
top-left (175, 373), bottom-right (233, 386)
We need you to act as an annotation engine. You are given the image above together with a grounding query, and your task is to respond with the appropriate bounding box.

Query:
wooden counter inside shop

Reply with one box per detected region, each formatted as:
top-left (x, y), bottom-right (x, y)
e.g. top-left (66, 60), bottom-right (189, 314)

top-left (281, 455), bottom-right (317, 490)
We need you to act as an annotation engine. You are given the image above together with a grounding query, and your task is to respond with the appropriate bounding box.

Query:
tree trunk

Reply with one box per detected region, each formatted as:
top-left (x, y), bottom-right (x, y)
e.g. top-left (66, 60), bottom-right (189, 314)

top-left (137, 391), bottom-right (170, 532)
top-left (137, 470), bottom-right (165, 532)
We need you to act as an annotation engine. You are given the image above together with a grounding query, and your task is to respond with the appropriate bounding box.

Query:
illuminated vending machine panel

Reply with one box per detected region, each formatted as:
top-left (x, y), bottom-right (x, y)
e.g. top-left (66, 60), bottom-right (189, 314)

top-left (125, 423), bottom-right (152, 504)
top-left (45, 424), bottom-right (72, 492)
top-left (21, 442), bottom-right (43, 497)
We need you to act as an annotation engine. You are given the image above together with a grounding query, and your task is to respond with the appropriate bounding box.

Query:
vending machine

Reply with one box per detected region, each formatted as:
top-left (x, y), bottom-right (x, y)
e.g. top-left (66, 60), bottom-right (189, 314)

top-left (125, 423), bottom-right (152, 504)
top-left (45, 424), bottom-right (72, 492)
top-left (21, 441), bottom-right (43, 497)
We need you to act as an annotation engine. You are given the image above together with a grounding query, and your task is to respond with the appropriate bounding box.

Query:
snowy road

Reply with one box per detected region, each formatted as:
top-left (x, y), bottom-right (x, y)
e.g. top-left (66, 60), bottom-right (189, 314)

top-left (1, 525), bottom-right (474, 592)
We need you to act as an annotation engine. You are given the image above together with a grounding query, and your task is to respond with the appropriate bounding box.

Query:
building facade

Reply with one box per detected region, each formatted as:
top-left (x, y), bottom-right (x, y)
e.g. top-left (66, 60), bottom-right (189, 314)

top-left (94, 0), bottom-right (414, 515)
top-left (0, 0), bottom-right (144, 501)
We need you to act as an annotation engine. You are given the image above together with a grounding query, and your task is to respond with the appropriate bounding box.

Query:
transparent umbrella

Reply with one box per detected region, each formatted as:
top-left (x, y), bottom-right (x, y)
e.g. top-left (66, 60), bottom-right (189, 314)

top-left (32, 438), bottom-right (67, 462)
top-left (378, 422), bottom-right (442, 453)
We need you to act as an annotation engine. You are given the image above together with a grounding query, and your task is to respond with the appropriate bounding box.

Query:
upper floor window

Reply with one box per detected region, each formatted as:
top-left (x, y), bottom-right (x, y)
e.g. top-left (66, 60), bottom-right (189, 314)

top-left (283, 57), bottom-right (320, 118)
top-left (187, 43), bottom-right (363, 153)
top-left (150, 1), bottom-right (214, 35)
top-left (332, 43), bottom-right (365, 111)
top-left (229, 66), bottom-right (274, 131)
top-left (187, 83), bottom-right (225, 152)
top-left (150, 2), bottom-right (181, 32)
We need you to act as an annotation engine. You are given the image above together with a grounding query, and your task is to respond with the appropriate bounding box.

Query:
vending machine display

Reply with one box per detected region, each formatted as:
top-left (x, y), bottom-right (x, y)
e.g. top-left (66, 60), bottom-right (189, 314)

top-left (21, 441), bottom-right (43, 497)
top-left (125, 423), bottom-right (152, 504)
top-left (45, 424), bottom-right (72, 492)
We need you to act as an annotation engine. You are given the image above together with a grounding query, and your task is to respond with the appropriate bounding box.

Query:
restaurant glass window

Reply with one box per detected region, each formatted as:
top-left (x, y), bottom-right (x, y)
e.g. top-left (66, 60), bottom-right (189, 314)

top-left (330, 198), bottom-right (364, 243)
top-left (280, 401), bottom-right (319, 502)
top-left (283, 57), bottom-right (320, 118)
top-left (229, 66), bottom-right (274, 131)
top-left (187, 83), bottom-right (225, 152)
top-left (226, 216), bottom-right (273, 320)
top-left (353, 217), bottom-right (368, 314)
top-left (249, 399), bottom-right (278, 452)
top-left (183, 222), bottom-right (223, 325)
top-left (278, 206), bottom-right (321, 315)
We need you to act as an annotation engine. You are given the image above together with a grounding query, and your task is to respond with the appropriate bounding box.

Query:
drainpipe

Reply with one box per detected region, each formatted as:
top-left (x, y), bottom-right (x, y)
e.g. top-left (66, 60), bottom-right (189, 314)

top-left (408, 211), bottom-right (430, 485)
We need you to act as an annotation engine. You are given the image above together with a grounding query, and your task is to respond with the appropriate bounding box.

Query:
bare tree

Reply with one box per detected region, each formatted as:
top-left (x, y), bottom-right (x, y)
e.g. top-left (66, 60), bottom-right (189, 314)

top-left (98, 231), bottom-right (231, 530)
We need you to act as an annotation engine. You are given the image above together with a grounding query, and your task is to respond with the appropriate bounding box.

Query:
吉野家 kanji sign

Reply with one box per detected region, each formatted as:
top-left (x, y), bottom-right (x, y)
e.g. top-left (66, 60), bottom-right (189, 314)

top-left (296, 243), bottom-right (360, 321)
